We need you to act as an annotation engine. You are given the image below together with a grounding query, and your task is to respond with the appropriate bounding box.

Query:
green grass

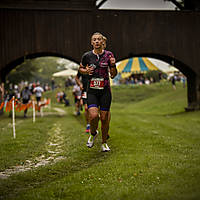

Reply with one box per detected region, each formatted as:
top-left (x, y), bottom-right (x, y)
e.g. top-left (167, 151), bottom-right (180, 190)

top-left (0, 82), bottom-right (200, 200)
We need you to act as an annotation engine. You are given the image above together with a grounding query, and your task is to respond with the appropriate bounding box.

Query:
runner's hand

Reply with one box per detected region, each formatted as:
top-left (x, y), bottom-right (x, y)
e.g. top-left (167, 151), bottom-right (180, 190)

top-left (80, 83), bottom-right (83, 90)
top-left (109, 55), bottom-right (116, 66)
top-left (87, 65), bottom-right (94, 75)
top-left (110, 73), bottom-right (115, 79)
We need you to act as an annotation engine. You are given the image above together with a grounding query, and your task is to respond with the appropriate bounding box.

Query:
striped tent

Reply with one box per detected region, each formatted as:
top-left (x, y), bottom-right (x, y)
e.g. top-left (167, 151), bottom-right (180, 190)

top-left (117, 57), bottom-right (159, 78)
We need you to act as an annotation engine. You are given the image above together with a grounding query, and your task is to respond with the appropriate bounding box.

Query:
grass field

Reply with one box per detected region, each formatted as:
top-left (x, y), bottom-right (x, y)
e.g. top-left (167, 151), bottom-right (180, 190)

top-left (0, 81), bottom-right (200, 200)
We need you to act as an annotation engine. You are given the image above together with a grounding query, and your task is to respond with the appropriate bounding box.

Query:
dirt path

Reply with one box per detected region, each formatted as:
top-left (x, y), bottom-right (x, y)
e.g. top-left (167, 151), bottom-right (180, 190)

top-left (0, 107), bottom-right (67, 179)
top-left (53, 107), bottom-right (67, 115)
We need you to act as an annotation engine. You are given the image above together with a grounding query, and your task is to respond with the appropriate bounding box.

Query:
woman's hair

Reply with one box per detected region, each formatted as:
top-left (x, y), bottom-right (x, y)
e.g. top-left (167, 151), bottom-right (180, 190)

top-left (103, 36), bottom-right (107, 42)
top-left (91, 32), bottom-right (103, 39)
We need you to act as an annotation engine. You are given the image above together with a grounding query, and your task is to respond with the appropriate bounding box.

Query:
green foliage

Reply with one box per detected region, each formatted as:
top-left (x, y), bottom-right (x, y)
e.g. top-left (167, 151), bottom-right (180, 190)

top-left (30, 57), bottom-right (66, 84)
top-left (144, 70), bottom-right (162, 82)
top-left (7, 59), bottom-right (38, 85)
top-left (6, 57), bottom-right (67, 86)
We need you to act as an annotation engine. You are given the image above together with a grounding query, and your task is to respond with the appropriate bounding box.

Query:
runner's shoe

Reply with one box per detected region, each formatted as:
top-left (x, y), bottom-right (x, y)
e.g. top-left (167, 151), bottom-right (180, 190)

top-left (86, 130), bottom-right (99, 148)
top-left (101, 143), bottom-right (110, 152)
top-left (85, 124), bottom-right (90, 133)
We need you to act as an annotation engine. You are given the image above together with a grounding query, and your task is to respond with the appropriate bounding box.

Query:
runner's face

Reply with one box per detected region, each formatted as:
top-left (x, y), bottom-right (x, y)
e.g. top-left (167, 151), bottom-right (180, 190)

top-left (91, 34), bottom-right (103, 50)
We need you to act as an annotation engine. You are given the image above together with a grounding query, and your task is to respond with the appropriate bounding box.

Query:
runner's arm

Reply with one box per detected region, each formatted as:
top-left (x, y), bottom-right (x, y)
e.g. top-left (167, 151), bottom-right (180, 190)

top-left (109, 55), bottom-right (117, 79)
top-left (110, 65), bottom-right (117, 79)
top-left (75, 74), bottom-right (83, 90)
top-left (79, 63), bottom-right (89, 74)
top-left (80, 52), bottom-right (94, 75)
top-left (79, 63), bottom-right (94, 75)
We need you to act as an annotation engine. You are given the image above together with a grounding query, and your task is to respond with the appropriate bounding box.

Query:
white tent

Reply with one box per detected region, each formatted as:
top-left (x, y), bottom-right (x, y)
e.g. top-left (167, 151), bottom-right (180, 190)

top-left (52, 69), bottom-right (77, 77)
top-left (65, 62), bottom-right (79, 70)
top-left (168, 65), bottom-right (179, 73)
top-left (57, 59), bottom-right (79, 70)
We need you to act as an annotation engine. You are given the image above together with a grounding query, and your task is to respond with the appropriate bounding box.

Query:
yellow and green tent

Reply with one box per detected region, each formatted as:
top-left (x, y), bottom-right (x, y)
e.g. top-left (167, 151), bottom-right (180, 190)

top-left (117, 57), bottom-right (159, 78)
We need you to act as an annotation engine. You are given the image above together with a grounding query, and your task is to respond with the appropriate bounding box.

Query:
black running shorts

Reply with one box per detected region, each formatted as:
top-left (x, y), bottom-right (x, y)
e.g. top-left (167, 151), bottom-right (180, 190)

top-left (87, 88), bottom-right (112, 111)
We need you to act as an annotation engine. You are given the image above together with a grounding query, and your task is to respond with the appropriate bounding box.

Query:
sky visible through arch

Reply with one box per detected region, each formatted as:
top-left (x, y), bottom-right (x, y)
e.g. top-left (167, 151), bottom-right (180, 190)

top-left (98, 0), bottom-right (176, 10)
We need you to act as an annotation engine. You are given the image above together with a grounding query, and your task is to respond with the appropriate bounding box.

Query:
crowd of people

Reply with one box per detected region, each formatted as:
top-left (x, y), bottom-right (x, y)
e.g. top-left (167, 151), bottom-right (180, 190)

top-left (119, 75), bottom-right (156, 85)
top-left (4, 81), bottom-right (50, 101)
top-left (114, 71), bottom-right (186, 90)
top-left (2, 81), bottom-right (47, 117)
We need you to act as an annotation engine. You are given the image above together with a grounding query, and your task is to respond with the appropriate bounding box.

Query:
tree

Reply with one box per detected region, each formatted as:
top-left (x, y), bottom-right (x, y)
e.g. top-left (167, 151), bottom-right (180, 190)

top-left (6, 56), bottom-right (73, 87)
top-left (6, 59), bottom-right (39, 85)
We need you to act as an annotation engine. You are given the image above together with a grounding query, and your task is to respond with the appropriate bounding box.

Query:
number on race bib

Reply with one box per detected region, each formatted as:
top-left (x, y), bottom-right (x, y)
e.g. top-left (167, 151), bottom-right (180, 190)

top-left (90, 78), bottom-right (104, 89)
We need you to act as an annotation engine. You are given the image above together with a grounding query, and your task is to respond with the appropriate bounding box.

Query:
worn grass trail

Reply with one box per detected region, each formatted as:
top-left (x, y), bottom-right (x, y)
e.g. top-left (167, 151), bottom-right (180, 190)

top-left (0, 82), bottom-right (200, 200)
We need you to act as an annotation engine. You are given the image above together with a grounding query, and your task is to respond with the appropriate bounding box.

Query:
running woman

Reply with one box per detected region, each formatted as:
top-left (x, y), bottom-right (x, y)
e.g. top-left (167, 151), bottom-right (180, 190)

top-left (79, 32), bottom-right (117, 152)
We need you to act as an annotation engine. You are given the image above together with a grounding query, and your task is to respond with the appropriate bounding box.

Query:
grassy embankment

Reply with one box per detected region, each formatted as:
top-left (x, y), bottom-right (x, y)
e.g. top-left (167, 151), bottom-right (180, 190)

top-left (0, 81), bottom-right (200, 200)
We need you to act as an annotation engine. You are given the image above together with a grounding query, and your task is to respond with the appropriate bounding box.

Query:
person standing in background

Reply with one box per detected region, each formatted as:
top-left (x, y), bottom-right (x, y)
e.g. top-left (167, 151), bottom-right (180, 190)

top-left (72, 83), bottom-right (82, 116)
top-left (33, 82), bottom-right (44, 110)
top-left (21, 85), bottom-right (32, 118)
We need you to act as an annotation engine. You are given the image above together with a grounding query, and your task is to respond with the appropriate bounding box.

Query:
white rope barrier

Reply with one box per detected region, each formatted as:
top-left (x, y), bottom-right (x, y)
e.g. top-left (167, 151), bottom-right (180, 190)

top-left (12, 96), bottom-right (16, 139)
top-left (32, 101), bottom-right (36, 123)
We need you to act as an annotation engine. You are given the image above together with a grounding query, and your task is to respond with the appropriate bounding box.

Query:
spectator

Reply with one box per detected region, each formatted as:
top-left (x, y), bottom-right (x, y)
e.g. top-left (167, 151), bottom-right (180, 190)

top-left (21, 85), bottom-right (32, 118)
top-left (171, 75), bottom-right (176, 90)
top-left (33, 82), bottom-right (44, 110)
top-left (72, 83), bottom-right (82, 116)
top-left (51, 78), bottom-right (55, 90)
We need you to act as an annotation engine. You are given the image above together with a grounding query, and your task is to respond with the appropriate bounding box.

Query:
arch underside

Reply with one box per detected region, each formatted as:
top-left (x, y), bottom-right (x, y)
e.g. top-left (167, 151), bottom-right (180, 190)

top-left (0, 9), bottom-right (200, 110)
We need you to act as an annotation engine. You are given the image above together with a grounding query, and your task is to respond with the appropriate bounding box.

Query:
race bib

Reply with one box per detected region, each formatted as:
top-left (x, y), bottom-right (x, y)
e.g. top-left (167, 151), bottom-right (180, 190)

top-left (82, 91), bottom-right (87, 99)
top-left (77, 96), bottom-right (81, 100)
top-left (90, 78), bottom-right (104, 89)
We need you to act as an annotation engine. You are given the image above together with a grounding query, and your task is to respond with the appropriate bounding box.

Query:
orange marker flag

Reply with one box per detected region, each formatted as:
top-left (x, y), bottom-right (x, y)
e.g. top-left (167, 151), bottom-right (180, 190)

top-left (20, 104), bottom-right (27, 111)
top-left (46, 98), bottom-right (50, 105)
top-left (5, 101), bottom-right (12, 112)
top-left (35, 104), bottom-right (40, 111)
top-left (0, 102), bottom-right (4, 110)
top-left (27, 102), bottom-right (32, 108)
top-left (15, 103), bottom-right (22, 112)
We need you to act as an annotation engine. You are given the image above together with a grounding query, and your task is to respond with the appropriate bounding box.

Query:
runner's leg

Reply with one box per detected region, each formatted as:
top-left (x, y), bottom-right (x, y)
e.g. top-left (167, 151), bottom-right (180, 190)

top-left (87, 93), bottom-right (100, 135)
top-left (100, 110), bottom-right (109, 143)
top-left (88, 107), bottom-right (99, 135)
top-left (99, 89), bottom-right (112, 144)
top-left (107, 111), bottom-right (111, 139)
top-left (84, 103), bottom-right (90, 132)
top-left (84, 104), bottom-right (89, 122)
